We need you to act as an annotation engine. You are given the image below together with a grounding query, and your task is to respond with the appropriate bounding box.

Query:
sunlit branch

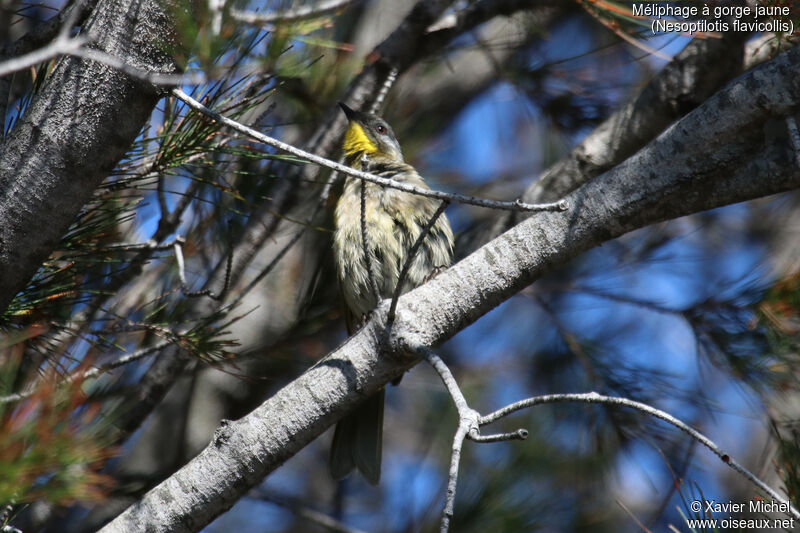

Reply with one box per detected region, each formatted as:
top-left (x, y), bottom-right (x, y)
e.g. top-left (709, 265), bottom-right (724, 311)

top-left (422, 350), bottom-right (800, 532)
top-left (230, 0), bottom-right (359, 26)
top-left (172, 88), bottom-right (568, 213)
top-left (420, 348), bottom-right (527, 533)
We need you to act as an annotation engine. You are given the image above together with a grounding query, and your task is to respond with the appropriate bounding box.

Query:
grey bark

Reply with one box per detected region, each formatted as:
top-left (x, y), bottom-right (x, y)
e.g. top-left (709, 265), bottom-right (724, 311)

top-left (99, 43), bottom-right (800, 533)
top-left (0, 0), bottom-right (179, 310)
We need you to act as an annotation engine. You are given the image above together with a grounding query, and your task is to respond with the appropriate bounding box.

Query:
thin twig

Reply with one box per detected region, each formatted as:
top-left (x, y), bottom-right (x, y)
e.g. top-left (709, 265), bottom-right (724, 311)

top-left (442, 423), bottom-right (468, 533)
top-left (172, 89), bottom-right (568, 213)
top-left (65, 237), bottom-right (184, 255)
top-left (616, 498), bottom-right (653, 533)
top-left (421, 348), bottom-right (475, 424)
top-left (386, 200), bottom-right (449, 327)
top-left (1, 0), bottom-right (96, 128)
top-left (421, 348), bottom-right (479, 533)
top-left (360, 177), bottom-right (382, 304)
top-left (230, 0), bottom-right (358, 25)
top-left (0, 35), bottom-right (87, 77)
top-left (156, 175), bottom-right (170, 222)
top-left (0, 31), bottom-right (201, 85)
top-left (174, 239), bottom-right (233, 301)
top-left (469, 429), bottom-right (527, 443)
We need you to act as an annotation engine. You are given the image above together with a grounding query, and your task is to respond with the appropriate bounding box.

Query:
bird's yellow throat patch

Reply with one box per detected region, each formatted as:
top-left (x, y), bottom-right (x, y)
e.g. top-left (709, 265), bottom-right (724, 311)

top-left (343, 122), bottom-right (377, 157)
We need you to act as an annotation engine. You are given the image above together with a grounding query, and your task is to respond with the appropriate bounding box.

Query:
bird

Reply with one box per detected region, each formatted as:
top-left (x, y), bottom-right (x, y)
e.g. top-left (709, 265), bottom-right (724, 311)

top-left (329, 102), bottom-right (454, 485)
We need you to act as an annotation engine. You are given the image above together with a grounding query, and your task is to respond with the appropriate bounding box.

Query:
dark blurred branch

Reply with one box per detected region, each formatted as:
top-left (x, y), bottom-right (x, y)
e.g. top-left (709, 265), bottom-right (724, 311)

top-left (0, 341), bottom-right (171, 405)
top-left (490, 30), bottom-right (752, 239)
top-left (788, 116), bottom-right (800, 167)
top-left (99, 44), bottom-right (800, 533)
top-left (251, 489), bottom-right (369, 533)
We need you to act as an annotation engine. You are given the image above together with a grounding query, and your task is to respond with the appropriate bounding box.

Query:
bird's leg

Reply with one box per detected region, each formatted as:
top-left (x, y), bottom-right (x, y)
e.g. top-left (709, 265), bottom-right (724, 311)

top-left (424, 265), bottom-right (448, 283)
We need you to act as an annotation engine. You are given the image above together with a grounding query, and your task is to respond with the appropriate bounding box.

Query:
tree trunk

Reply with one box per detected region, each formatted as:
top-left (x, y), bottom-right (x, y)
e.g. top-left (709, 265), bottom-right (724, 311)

top-left (0, 0), bottom-right (180, 310)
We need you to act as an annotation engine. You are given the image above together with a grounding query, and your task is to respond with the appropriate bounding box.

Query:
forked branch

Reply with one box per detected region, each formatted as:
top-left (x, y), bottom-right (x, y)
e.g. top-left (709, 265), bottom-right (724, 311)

top-left (421, 350), bottom-right (800, 533)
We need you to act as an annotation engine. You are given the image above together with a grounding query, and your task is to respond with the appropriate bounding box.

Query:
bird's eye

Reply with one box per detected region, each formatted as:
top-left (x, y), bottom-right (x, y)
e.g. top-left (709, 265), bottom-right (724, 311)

top-left (376, 125), bottom-right (387, 135)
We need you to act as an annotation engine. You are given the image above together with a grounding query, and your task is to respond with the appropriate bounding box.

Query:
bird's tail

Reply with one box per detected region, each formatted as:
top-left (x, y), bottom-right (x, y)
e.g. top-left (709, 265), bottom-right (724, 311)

top-left (329, 389), bottom-right (385, 485)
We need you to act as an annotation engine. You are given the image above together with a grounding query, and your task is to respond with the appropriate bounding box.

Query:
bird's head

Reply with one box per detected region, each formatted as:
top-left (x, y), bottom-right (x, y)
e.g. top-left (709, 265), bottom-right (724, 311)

top-left (339, 102), bottom-right (403, 163)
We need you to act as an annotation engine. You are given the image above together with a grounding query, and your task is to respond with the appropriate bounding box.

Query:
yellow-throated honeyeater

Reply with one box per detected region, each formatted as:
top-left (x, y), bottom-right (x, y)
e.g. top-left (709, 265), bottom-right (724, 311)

top-left (330, 103), bottom-right (454, 485)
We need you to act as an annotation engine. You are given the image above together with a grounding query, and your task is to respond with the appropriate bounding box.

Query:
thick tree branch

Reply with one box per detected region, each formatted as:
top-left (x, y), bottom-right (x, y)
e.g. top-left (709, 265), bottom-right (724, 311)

top-left (99, 43), bottom-right (800, 533)
top-left (0, 0), bottom-right (180, 311)
top-left (493, 29), bottom-right (751, 239)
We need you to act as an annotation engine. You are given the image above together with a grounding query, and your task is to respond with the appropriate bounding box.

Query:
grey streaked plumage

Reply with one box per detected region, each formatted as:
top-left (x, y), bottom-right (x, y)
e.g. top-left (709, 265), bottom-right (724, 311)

top-left (334, 156), bottom-right (454, 319)
top-left (329, 104), bottom-right (454, 485)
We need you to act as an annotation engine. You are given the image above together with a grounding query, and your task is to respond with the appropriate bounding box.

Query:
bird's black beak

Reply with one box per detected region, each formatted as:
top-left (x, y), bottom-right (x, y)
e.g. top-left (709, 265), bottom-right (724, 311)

top-left (339, 102), bottom-right (358, 121)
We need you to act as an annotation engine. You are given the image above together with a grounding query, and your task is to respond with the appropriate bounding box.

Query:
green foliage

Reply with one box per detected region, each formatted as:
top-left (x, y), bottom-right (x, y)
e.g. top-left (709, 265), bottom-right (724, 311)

top-left (0, 353), bottom-right (115, 505)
